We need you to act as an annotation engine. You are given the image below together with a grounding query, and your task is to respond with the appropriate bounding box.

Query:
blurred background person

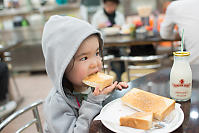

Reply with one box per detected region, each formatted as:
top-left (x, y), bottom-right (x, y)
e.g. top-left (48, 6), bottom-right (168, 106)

top-left (160, 0), bottom-right (199, 64)
top-left (0, 62), bottom-right (16, 119)
top-left (91, 0), bottom-right (125, 29)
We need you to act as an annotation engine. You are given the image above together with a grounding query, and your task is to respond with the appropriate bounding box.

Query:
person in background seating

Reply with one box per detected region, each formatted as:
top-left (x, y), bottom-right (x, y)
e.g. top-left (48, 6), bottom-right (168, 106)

top-left (0, 62), bottom-right (16, 119)
top-left (160, 0), bottom-right (199, 64)
top-left (91, 0), bottom-right (125, 29)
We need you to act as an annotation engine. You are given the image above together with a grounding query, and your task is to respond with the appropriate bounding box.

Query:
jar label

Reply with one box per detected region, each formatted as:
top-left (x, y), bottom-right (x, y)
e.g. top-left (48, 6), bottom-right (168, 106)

top-left (170, 79), bottom-right (192, 100)
top-left (172, 79), bottom-right (191, 88)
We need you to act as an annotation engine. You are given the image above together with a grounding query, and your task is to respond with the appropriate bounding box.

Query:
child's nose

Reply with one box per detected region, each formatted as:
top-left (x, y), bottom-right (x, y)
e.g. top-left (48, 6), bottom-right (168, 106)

top-left (90, 60), bottom-right (98, 68)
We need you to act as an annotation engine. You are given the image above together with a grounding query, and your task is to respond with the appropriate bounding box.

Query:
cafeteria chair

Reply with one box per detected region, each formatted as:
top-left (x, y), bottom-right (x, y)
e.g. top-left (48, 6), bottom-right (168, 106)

top-left (103, 55), bottom-right (117, 81)
top-left (0, 100), bottom-right (43, 133)
top-left (120, 54), bottom-right (167, 82)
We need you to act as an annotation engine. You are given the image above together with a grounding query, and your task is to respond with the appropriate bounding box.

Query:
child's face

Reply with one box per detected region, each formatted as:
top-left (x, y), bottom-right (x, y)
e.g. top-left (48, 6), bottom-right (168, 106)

top-left (65, 35), bottom-right (103, 90)
top-left (104, 1), bottom-right (118, 14)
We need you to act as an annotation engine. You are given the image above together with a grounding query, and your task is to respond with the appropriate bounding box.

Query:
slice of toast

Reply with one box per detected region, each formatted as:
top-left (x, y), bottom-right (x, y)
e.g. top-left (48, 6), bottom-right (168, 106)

top-left (121, 88), bottom-right (175, 121)
top-left (82, 72), bottom-right (113, 91)
top-left (120, 112), bottom-right (153, 130)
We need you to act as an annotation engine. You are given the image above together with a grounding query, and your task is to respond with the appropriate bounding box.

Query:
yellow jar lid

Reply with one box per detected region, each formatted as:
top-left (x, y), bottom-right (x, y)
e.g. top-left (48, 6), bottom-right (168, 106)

top-left (173, 51), bottom-right (190, 56)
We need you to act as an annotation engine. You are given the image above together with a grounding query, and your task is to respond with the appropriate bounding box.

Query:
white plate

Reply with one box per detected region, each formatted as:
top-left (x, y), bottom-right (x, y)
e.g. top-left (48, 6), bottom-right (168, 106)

top-left (95, 98), bottom-right (184, 133)
top-left (101, 27), bottom-right (120, 36)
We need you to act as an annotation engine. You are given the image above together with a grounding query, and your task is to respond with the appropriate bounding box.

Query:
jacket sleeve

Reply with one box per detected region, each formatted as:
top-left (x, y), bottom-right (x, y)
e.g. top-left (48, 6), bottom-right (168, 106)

top-left (44, 91), bottom-right (107, 133)
top-left (160, 3), bottom-right (177, 39)
top-left (115, 12), bottom-right (125, 26)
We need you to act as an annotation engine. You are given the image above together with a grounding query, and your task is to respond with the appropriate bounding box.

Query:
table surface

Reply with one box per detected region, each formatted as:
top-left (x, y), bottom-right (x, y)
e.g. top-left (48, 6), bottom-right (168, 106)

top-left (89, 65), bottom-right (199, 133)
top-left (104, 34), bottom-right (180, 47)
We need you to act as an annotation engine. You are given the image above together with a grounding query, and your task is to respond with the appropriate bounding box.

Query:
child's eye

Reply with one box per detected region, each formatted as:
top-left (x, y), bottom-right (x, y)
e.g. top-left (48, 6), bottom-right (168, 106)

top-left (96, 51), bottom-right (100, 56)
top-left (80, 57), bottom-right (88, 61)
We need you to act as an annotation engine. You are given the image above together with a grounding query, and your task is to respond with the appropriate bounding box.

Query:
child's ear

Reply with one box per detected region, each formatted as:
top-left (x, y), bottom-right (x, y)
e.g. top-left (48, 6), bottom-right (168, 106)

top-left (65, 57), bottom-right (75, 73)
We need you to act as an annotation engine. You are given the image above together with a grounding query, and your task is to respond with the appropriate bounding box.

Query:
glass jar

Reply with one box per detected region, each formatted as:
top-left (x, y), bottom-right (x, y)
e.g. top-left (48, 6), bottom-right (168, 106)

top-left (170, 52), bottom-right (192, 101)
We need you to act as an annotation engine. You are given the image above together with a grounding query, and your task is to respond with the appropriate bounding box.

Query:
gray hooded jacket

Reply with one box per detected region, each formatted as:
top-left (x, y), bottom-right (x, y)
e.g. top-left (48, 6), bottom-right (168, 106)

top-left (42, 15), bottom-right (107, 133)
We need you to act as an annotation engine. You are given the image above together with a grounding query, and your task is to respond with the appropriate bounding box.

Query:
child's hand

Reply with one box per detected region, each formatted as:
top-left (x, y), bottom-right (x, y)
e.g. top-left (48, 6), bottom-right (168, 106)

top-left (115, 81), bottom-right (128, 90)
top-left (98, 23), bottom-right (108, 29)
top-left (93, 81), bottom-right (128, 96)
top-left (113, 24), bottom-right (121, 29)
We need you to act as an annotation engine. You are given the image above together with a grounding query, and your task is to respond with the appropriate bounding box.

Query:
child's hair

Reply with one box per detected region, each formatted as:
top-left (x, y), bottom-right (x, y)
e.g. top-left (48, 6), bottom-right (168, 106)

top-left (62, 34), bottom-right (104, 93)
top-left (103, 0), bottom-right (120, 4)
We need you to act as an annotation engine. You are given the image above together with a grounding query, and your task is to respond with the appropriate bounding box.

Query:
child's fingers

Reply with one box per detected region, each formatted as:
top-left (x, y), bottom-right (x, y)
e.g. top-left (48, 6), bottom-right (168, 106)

top-left (93, 81), bottom-right (128, 95)
top-left (116, 84), bottom-right (123, 90)
top-left (93, 87), bottom-right (100, 96)
top-left (115, 82), bottom-right (128, 90)
top-left (101, 81), bottom-right (118, 94)
top-left (118, 82), bottom-right (128, 88)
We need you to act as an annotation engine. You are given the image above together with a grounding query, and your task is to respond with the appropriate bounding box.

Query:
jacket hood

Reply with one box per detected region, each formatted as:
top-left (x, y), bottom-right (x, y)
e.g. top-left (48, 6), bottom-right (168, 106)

top-left (42, 15), bottom-right (103, 97)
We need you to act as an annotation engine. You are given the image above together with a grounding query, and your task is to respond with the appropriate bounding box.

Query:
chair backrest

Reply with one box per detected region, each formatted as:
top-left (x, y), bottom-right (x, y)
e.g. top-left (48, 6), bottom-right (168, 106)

top-left (103, 55), bottom-right (115, 74)
top-left (106, 54), bottom-right (168, 81)
top-left (123, 54), bottom-right (167, 81)
top-left (103, 55), bottom-right (118, 81)
top-left (0, 100), bottom-right (43, 133)
top-left (103, 54), bottom-right (167, 81)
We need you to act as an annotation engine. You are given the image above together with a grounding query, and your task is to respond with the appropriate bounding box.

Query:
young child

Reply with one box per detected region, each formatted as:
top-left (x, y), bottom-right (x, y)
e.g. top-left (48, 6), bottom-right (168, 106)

top-left (42, 15), bottom-right (128, 133)
top-left (91, 0), bottom-right (125, 29)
